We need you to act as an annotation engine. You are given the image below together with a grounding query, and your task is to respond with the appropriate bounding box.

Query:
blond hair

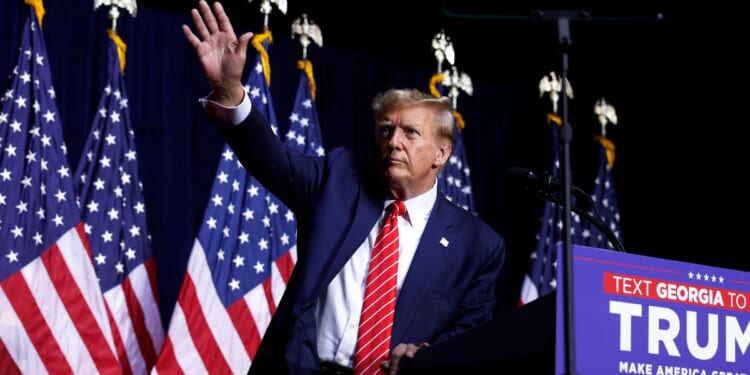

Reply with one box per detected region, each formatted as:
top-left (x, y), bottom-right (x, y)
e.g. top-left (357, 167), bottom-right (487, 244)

top-left (371, 88), bottom-right (455, 146)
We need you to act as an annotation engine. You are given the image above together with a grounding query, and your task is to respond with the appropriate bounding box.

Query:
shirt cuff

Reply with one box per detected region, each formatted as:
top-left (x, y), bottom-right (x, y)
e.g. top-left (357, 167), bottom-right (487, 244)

top-left (199, 91), bottom-right (252, 126)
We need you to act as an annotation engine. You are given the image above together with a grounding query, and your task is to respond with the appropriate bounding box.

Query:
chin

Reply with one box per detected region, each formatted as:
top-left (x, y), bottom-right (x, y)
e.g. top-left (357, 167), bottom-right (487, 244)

top-left (383, 166), bottom-right (405, 177)
top-left (379, 170), bottom-right (397, 183)
top-left (385, 175), bottom-right (412, 191)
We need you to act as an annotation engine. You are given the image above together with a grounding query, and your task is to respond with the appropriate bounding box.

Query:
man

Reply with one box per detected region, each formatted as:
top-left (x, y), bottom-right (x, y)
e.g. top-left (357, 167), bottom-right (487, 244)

top-left (183, 2), bottom-right (505, 374)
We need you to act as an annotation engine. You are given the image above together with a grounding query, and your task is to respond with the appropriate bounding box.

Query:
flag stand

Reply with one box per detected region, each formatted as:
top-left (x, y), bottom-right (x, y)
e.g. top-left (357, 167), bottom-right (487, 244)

top-left (533, 9), bottom-right (591, 375)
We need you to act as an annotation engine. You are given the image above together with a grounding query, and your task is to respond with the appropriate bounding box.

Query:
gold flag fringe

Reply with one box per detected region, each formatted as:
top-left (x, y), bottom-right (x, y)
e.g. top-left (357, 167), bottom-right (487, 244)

top-left (251, 31), bottom-right (274, 86)
top-left (296, 60), bottom-right (316, 100)
top-left (452, 110), bottom-right (465, 132)
top-left (25, 0), bottom-right (45, 27)
top-left (595, 136), bottom-right (616, 168)
top-left (107, 29), bottom-right (127, 74)
top-left (428, 72), bottom-right (444, 98)
top-left (547, 113), bottom-right (562, 127)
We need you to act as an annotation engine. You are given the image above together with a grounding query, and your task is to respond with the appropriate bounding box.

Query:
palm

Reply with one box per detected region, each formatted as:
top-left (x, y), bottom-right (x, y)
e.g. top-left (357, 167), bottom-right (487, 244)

top-left (196, 32), bottom-right (245, 86)
top-left (183, 1), bottom-right (251, 103)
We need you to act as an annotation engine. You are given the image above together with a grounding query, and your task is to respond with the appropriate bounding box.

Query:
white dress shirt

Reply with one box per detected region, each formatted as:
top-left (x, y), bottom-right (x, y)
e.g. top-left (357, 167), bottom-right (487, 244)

top-left (315, 184), bottom-right (437, 368)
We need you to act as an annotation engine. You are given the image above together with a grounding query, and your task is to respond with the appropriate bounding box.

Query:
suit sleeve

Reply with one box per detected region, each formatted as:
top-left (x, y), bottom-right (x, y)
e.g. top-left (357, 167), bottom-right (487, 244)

top-left (212, 106), bottom-right (324, 213)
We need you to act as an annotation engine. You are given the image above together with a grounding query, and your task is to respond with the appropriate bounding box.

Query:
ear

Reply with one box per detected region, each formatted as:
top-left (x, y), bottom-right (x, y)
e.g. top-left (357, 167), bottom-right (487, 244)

top-left (432, 142), bottom-right (452, 169)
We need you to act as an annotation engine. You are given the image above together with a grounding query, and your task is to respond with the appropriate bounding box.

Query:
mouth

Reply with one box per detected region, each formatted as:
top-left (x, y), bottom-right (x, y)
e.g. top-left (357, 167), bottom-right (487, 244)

top-left (383, 158), bottom-right (405, 166)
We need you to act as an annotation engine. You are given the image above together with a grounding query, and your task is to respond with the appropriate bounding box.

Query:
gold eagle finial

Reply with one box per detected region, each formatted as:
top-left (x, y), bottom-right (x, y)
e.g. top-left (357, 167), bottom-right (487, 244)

top-left (93, 0), bottom-right (137, 32)
top-left (538, 71), bottom-right (573, 114)
top-left (442, 65), bottom-right (473, 109)
top-left (431, 29), bottom-right (455, 74)
top-left (594, 97), bottom-right (618, 137)
top-left (249, 0), bottom-right (287, 31)
top-left (291, 14), bottom-right (322, 60)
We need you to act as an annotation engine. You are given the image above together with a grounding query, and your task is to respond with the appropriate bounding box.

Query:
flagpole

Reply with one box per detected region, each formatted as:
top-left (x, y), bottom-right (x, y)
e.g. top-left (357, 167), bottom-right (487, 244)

top-left (533, 9), bottom-right (591, 375)
top-left (558, 14), bottom-right (577, 375)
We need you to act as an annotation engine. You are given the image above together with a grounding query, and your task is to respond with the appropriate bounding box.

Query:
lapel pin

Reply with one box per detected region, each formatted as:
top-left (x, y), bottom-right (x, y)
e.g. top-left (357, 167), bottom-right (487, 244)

top-left (440, 237), bottom-right (449, 248)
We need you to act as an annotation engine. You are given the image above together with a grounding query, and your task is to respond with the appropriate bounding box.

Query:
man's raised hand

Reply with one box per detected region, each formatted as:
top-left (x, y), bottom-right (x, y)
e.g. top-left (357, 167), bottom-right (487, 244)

top-left (182, 0), bottom-right (252, 106)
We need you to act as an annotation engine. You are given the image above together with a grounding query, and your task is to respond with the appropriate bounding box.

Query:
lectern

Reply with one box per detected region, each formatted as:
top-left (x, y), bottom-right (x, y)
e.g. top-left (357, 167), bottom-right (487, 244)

top-left (403, 245), bottom-right (750, 373)
top-left (401, 292), bottom-right (556, 374)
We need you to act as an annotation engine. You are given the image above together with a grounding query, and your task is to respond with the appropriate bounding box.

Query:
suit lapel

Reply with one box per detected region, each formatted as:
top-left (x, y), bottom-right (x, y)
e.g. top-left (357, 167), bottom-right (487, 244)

top-left (391, 197), bottom-right (453, 344)
top-left (320, 187), bottom-right (381, 287)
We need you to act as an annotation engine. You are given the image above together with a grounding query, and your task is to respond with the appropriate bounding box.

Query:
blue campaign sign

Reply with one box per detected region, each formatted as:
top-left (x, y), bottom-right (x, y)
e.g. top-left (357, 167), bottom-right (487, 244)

top-left (556, 245), bottom-right (750, 375)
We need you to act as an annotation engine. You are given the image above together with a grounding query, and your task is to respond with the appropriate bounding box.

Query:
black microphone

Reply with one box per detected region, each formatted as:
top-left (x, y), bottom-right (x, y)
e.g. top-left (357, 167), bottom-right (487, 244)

top-left (507, 167), bottom-right (562, 193)
top-left (507, 166), bottom-right (590, 199)
top-left (508, 166), bottom-right (626, 252)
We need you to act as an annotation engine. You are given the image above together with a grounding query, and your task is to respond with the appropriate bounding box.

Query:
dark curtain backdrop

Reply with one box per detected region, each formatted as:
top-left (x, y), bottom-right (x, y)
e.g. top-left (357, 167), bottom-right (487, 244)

top-left (2, 1), bottom-right (746, 327)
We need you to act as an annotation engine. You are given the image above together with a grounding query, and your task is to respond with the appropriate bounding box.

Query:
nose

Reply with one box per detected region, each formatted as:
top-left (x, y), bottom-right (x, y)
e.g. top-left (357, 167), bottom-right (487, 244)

top-left (387, 128), bottom-right (403, 149)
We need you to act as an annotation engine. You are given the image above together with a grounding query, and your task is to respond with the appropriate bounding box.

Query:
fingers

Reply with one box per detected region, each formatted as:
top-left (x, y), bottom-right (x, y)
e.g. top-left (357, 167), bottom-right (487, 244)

top-left (385, 343), bottom-right (409, 375)
top-left (188, 1), bottom-right (240, 45)
top-left (213, 1), bottom-right (236, 39)
top-left (191, 1), bottom-right (212, 42)
top-left (181, 24), bottom-right (201, 49)
top-left (380, 360), bottom-right (391, 374)
top-left (380, 345), bottom-right (400, 374)
top-left (382, 343), bottom-right (428, 375)
top-left (199, 0), bottom-right (220, 36)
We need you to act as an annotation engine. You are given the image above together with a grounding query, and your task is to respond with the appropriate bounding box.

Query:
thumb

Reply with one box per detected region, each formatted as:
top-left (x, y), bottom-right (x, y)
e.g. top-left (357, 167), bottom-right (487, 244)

top-left (236, 31), bottom-right (253, 57)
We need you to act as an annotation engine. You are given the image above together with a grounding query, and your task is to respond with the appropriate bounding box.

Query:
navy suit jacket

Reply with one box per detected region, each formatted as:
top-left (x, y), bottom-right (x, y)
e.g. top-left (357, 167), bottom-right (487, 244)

top-left (217, 108), bottom-right (505, 375)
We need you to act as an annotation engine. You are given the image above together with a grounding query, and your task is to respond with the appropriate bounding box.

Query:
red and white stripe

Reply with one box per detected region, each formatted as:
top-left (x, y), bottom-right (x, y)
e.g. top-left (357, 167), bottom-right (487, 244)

top-left (0, 224), bottom-right (121, 374)
top-left (354, 202), bottom-right (402, 375)
top-left (103, 256), bottom-right (165, 374)
top-left (152, 239), bottom-right (296, 375)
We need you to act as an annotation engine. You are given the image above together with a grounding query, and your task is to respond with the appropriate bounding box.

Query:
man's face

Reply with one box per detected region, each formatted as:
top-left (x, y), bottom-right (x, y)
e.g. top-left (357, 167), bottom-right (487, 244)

top-left (375, 104), bottom-right (449, 198)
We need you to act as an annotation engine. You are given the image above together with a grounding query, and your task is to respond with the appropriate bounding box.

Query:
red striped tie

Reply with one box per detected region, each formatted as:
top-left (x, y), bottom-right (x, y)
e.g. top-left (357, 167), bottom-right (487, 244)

top-left (353, 200), bottom-right (405, 375)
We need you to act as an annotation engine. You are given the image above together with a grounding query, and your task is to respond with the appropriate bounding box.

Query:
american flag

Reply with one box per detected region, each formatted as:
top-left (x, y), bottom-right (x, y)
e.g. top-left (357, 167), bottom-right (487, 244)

top-left (285, 61), bottom-right (325, 158)
top-left (0, 9), bottom-right (121, 374)
top-left (74, 31), bottom-right (165, 374)
top-left (439, 124), bottom-right (475, 214)
top-left (581, 136), bottom-right (624, 250)
top-left (518, 115), bottom-right (584, 305)
top-left (430, 80), bottom-right (475, 214)
top-left (154, 38), bottom-right (297, 374)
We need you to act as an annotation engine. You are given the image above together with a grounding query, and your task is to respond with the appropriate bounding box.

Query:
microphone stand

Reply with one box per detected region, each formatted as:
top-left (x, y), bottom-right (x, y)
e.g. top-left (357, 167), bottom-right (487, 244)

top-left (537, 190), bottom-right (625, 252)
top-left (534, 9), bottom-right (590, 375)
top-left (508, 166), bottom-right (624, 252)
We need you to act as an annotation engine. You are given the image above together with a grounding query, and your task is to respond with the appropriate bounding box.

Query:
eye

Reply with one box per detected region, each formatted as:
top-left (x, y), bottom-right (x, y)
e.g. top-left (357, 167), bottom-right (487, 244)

top-left (405, 127), bottom-right (420, 137)
top-left (378, 126), bottom-right (393, 138)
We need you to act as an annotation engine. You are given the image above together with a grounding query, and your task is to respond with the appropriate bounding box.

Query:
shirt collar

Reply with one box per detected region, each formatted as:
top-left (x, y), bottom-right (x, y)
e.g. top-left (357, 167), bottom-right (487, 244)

top-left (384, 179), bottom-right (437, 226)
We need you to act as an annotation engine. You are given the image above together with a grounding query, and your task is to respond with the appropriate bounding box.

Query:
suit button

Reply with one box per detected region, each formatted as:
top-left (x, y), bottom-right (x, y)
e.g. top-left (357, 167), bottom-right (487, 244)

top-left (301, 301), bottom-right (313, 310)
